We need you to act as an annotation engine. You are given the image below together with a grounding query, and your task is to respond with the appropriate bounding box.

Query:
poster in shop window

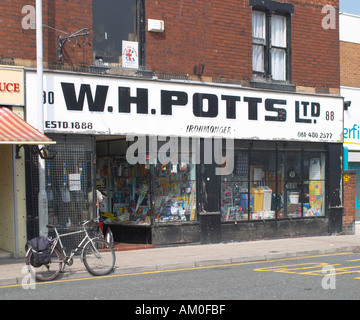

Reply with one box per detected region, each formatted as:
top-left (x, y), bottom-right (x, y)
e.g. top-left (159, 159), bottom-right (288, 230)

top-left (25, 71), bottom-right (344, 143)
top-left (122, 41), bottom-right (139, 69)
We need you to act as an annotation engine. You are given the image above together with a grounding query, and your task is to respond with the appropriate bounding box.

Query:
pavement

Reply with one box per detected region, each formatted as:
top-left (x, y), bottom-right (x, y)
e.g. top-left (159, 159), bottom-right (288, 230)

top-left (1, 225), bottom-right (360, 287)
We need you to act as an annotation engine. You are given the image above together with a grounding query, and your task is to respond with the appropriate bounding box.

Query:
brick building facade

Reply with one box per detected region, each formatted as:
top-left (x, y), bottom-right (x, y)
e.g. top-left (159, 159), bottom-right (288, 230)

top-left (0, 0), bottom-right (346, 254)
top-left (1, 0), bottom-right (339, 93)
top-left (341, 12), bottom-right (360, 231)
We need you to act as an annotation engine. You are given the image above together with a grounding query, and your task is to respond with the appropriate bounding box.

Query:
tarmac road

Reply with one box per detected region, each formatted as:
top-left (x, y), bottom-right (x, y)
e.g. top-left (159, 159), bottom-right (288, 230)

top-left (1, 252), bottom-right (360, 301)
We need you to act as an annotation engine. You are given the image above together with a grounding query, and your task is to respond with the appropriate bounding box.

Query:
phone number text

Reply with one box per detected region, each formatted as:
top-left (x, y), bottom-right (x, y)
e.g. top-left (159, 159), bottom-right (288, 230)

top-left (297, 131), bottom-right (333, 139)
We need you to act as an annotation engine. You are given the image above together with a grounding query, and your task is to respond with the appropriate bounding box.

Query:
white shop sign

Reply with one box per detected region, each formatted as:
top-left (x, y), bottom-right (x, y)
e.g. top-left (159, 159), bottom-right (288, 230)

top-left (26, 71), bottom-right (344, 143)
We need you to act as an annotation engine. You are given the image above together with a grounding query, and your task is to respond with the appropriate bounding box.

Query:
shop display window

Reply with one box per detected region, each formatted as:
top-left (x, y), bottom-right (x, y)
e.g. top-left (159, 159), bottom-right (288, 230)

top-left (96, 158), bottom-right (152, 225)
top-left (153, 162), bottom-right (197, 224)
top-left (96, 140), bottom-right (197, 225)
top-left (220, 144), bottom-right (326, 222)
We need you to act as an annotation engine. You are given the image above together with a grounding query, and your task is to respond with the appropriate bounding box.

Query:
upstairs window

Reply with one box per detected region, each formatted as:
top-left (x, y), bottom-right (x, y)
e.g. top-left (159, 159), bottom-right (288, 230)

top-left (92, 0), bottom-right (145, 68)
top-left (250, 0), bottom-right (293, 83)
top-left (270, 15), bottom-right (287, 81)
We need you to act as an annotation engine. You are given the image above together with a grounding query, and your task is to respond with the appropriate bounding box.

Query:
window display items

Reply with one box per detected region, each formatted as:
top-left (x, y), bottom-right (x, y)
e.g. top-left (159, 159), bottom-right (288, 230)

top-left (153, 162), bottom-right (197, 223)
top-left (97, 158), bottom-right (152, 225)
top-left (96, 154), bottom-right (197, 226)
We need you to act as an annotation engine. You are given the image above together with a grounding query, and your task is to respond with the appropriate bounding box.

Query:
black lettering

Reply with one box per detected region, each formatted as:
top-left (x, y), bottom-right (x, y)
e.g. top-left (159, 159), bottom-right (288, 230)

top-left (244, 97), bottom-right (262, 121)
top-left (61, 82), bottom-right (108, 112)
top-left (295, 101), bottom-right (311, 123)
top-left (302, 101), bottom-right (309, 116)
top-left (161, 90), bottom-right (188, 115)
top-left (118, 87), bottom-right (148, 114)
top-left (221, 95), bottom-right (240, 119)
top-left (265, 99), bottom-right (287, 122)
top-left (193, 93), bottom-right (218, 118)
top-left (311, 102), bottom-right (321, 117)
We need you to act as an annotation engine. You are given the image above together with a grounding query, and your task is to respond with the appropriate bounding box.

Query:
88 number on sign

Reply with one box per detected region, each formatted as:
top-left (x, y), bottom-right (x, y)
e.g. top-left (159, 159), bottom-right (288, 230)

top-left (326, 111), bottom-right (334, 121)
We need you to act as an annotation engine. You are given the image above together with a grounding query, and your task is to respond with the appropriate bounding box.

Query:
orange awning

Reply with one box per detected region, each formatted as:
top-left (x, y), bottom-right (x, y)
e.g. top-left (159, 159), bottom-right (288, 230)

top-left (0, 107), bottom-right (55, 145)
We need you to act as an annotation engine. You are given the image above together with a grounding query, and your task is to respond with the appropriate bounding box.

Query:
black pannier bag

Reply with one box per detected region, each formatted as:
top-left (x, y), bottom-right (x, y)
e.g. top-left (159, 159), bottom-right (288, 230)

top-left (29, 236), bottom-right (51, 267)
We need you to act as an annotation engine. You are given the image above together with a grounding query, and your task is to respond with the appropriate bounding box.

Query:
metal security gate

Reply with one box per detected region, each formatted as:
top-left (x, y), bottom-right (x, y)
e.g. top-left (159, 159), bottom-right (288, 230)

top-left (26, 135), bottom-right (96, 248)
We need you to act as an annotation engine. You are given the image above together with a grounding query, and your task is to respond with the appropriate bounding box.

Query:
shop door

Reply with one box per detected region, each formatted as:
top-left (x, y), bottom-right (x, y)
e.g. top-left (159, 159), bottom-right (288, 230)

top-left (26, 137), bottom-right (95, 243)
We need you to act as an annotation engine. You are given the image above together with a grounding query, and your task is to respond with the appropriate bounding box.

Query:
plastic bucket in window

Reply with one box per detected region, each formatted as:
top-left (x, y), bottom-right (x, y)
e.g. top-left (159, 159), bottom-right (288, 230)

top-left (289, 192), bottom-right (300, 204)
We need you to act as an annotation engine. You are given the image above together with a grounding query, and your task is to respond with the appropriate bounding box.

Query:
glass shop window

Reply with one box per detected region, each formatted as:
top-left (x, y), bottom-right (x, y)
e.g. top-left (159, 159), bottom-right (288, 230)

top-left (96, 158), bottom-right (152, 225)
top-left (96, 138), bottom-right (197, 225)
top-left (221, 150), bottom-right (250, 221)
top-left (249, 150), bottom-right (279, 220)
top-left (220, 146), bottom-right (326, 222)
top-left (92, 0), bottom-right (143, 66)
top-left (153, 161), bottom-right (197, 224)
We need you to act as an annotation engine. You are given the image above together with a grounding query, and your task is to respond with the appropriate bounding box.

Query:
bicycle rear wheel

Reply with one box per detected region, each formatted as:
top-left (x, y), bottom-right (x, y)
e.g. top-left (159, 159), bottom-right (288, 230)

top-left (26, 247), bottom-right (63, 282)
top-left (82, 239), bottom-right (116, 276)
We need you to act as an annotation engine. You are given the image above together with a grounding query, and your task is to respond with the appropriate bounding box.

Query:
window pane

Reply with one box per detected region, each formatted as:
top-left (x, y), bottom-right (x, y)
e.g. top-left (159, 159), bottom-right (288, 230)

top-left (153, 161), bottom-right (197, 224)
top-left (249, 150), bottom-right (277, 220)
top-left (93, 0), bottom-right (138, 65)
top-left (303, 153), bottom-right (326, 217)
top-left (253, 45), bottom-right (265, 72)
top-left (271, 15), bottom-right (286, 48)
top-left (278, 151), bottom-right (326, 219)
top-left (271, 48), bottom-right (286, 81)
top-left (221, 151), bottom-right (249, 222)
top-left (252, 11), bottom-right (266, 41)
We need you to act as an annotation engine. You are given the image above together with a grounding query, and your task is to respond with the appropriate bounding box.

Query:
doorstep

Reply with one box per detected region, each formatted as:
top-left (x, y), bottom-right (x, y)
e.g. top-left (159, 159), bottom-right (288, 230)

top-left (112, 243), bottom-right (154, 252)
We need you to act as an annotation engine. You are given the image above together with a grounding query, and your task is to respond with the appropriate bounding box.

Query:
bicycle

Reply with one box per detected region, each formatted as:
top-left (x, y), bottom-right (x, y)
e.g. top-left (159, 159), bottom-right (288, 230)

top-left (25, 219), bottom-right (116, 282)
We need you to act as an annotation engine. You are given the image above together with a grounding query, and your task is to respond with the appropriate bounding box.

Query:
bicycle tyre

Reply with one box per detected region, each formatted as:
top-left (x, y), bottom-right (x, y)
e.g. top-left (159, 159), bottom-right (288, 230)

top-left (26, 247), bottom-right (63, 282)
top-left (82, 239), bottom-right (116, 276)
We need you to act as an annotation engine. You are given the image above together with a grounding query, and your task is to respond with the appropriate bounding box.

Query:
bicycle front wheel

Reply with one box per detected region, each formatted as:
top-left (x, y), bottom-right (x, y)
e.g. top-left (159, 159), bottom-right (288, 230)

top-left (26, 247), bottom-right (63, 282)
top-left (83, 239), bottom-right (116, 276)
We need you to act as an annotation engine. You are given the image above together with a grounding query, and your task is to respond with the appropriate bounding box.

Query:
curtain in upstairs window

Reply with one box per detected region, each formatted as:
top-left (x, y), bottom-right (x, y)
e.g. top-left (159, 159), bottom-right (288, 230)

top-left (252, 11), bottom-right (266, 41)
top-left (271, 15), bottom-right (287, 81)
top-left (271, 15), bottom-right (286, 48)
top-left (271, 48), bottom-right (286, 80)
top-left (253, 45), bottom-right (265, 72)
top-left (252, 11), bottom-right (266, 73)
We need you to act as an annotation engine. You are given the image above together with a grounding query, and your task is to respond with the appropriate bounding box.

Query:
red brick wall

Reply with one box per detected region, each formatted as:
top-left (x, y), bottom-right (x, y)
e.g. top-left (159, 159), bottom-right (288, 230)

top-left (343, 171), bottom-right (356, 234)
top-left (146, 0), bottom-right (340, 90)
top-left (145, 0), bottom-right (252, 81)
top-left (0, 0), bottom-right (340, 91)
top-left (290, 0), bottom-right (340, 90)
top-left (0, 0), bottom-right (93, 66)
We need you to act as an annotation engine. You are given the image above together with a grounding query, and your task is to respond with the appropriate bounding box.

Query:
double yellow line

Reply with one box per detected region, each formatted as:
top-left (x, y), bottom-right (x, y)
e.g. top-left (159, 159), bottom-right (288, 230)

top-left (0, 252), bottom-right (354, 290)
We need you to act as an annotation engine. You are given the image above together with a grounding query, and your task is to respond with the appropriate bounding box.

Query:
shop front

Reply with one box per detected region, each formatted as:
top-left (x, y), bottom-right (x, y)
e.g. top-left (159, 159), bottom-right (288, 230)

top-left (25, 70), bottom-right (344, 245)
top-left (342, 86), bottom-right (360, 223)
top-left (0, 66), bottom-right (55, 258)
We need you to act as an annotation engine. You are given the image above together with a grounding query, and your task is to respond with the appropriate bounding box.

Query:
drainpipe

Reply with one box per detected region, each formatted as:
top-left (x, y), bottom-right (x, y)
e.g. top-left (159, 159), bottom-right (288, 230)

top-left (12, 146), bottom-right (18, 259)
top-left (36, 0), bottom-right (48, 237)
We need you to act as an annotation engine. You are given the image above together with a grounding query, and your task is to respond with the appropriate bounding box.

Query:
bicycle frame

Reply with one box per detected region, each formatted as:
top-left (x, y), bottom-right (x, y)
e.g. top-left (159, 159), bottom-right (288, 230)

top-left (49, 222), bottom-right (100, 269)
